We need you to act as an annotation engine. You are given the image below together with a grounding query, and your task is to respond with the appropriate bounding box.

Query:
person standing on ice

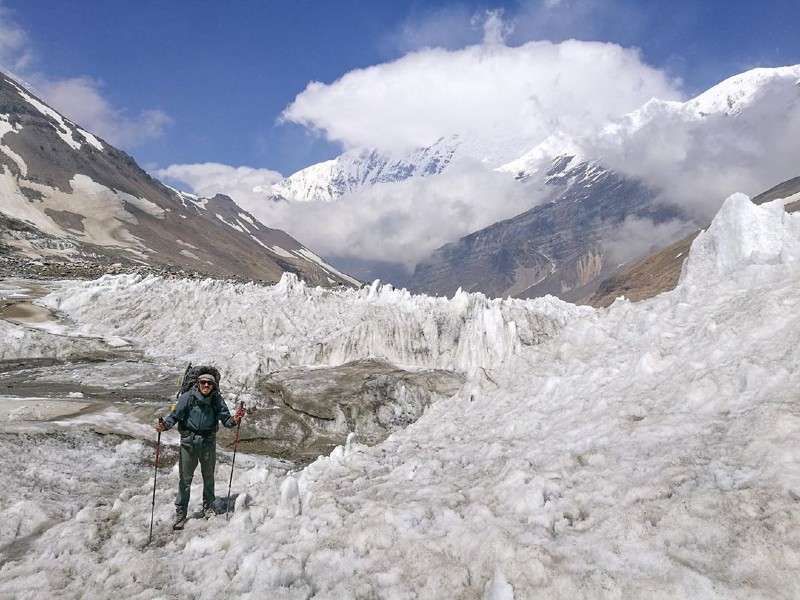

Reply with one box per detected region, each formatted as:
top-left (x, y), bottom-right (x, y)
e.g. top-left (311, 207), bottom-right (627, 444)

top-left (155, 372), bottom-right (243, 530)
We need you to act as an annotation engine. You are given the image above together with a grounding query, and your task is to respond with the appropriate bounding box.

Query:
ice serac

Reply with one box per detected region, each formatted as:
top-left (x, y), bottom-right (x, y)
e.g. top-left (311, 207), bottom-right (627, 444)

top-left (0, 71), bottom-right (358, 287)
top-left (681, 192), bottom-right (800, 287)
top-left (39, 272), bottom-right (586, 393)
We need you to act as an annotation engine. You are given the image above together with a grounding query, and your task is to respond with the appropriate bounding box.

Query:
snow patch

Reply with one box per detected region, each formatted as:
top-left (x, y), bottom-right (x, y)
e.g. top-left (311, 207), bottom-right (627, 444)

top-left (216, 214), bottom-right (244, 232)
top-left (268, 245), bottom-right (294, 258)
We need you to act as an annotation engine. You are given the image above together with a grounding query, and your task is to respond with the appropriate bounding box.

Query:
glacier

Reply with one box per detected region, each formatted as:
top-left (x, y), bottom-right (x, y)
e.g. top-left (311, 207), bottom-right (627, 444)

top-left (0, 194), bottom-right (798, 598)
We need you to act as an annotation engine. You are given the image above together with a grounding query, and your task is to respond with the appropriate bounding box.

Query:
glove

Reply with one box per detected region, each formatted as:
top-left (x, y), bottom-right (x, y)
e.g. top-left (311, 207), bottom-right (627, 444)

top-left (234, 403), bottom-right (245, 423)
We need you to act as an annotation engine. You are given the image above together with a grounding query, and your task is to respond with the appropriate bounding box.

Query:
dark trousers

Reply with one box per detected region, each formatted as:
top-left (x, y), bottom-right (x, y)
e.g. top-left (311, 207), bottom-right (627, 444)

top-left (175, 435), bottom-right (216, 514)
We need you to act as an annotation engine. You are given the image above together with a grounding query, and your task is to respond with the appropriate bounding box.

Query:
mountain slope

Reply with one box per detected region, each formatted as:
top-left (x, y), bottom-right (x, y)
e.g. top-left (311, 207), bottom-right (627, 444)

top-left (0, 71), bottom-right (359, 286)
top-left (407, 156), bottom-right (692, 301)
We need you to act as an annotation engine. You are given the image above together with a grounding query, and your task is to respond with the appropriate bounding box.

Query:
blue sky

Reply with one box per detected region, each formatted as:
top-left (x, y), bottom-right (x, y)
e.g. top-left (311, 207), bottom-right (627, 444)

top-left (1, 0), bottom-right (798, 178)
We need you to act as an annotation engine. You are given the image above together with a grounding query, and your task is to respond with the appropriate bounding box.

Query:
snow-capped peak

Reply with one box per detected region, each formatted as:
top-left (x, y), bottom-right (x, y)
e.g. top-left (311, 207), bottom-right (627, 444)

top-left (269, 144), bottom-right (462, 203)
top-left (497, 64), bottom-right (800, 181)
top-left (270, 131), bottom-right (541, 203)
top-left (688, 65), bottom-right (800, 117)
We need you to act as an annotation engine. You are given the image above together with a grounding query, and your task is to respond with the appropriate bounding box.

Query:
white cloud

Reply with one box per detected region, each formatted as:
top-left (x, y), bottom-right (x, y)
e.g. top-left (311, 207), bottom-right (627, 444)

top-left (281, 35), bottom-right (682, 155)
top-left (161, 159), bottom-right (537, 268)
top-left (259, 163), bottom-right (536, 268)
top-left (0, 5), bottom-right (33, 73)
top-left (156, 162), bottom-right (284, 205)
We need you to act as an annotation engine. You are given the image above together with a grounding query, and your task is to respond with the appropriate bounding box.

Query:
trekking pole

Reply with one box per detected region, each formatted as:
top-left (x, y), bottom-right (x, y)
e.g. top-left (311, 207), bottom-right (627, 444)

top-left (149, 418), bottom-right (163, 543)
top-left (226, 402), bottom-right (245, 521)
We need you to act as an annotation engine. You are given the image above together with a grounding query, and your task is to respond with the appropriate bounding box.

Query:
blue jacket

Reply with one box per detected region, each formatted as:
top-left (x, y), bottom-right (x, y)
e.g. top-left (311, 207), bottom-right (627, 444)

top-left (164, 386), bottom-right (236, 436)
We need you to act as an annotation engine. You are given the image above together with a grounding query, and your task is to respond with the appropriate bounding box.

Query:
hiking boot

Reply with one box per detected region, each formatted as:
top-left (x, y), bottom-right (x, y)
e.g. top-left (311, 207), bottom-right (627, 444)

top-left (172, 511), bottom-right (188, 530)
top-left (203, 504), bottom-right (215, 519)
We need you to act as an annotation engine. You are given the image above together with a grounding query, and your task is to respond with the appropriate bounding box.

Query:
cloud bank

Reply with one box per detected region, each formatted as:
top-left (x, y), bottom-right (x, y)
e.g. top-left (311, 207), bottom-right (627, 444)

top-left (264, 163), bottom-right (534, 268)
top-left (280, 33), bottom-right (682, 155)
top-left (161, 159), bottom-right (536, 269)
top-left (156, 163), bottom-right (283, 202)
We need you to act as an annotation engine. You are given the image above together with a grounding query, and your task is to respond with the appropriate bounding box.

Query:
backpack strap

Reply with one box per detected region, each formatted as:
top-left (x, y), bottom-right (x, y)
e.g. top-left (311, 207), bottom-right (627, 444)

top-left (176, 391), bottom-right (197, 433)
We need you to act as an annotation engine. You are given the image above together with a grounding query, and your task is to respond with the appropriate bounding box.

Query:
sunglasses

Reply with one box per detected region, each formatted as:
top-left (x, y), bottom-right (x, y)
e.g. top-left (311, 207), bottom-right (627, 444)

top-left (198, 381), bottom-right (214, 386)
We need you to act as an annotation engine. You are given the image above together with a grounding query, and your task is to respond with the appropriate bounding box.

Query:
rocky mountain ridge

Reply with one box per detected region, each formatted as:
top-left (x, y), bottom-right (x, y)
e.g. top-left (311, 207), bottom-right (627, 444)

top-left (407, 156), bottom-right (693, 301)
top-left (0, 71), bottom-right (359, 287)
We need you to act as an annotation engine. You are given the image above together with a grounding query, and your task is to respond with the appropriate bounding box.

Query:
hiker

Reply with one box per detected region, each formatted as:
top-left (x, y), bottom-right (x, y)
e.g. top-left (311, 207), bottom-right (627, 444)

top-left (155, 372), bottom-right (244, 529)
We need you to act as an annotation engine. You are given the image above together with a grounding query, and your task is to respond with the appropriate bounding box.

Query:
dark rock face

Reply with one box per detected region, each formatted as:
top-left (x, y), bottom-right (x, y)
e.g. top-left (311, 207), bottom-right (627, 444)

top-left (408, 159), bottom-right (691, 303)
top-left (0, 71), bottom-right (358, 287)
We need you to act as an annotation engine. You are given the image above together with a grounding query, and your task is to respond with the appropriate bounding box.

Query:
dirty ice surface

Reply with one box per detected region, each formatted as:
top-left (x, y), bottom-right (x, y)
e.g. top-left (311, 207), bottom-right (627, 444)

top-left (1, 193), bottom-right (799, 599)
